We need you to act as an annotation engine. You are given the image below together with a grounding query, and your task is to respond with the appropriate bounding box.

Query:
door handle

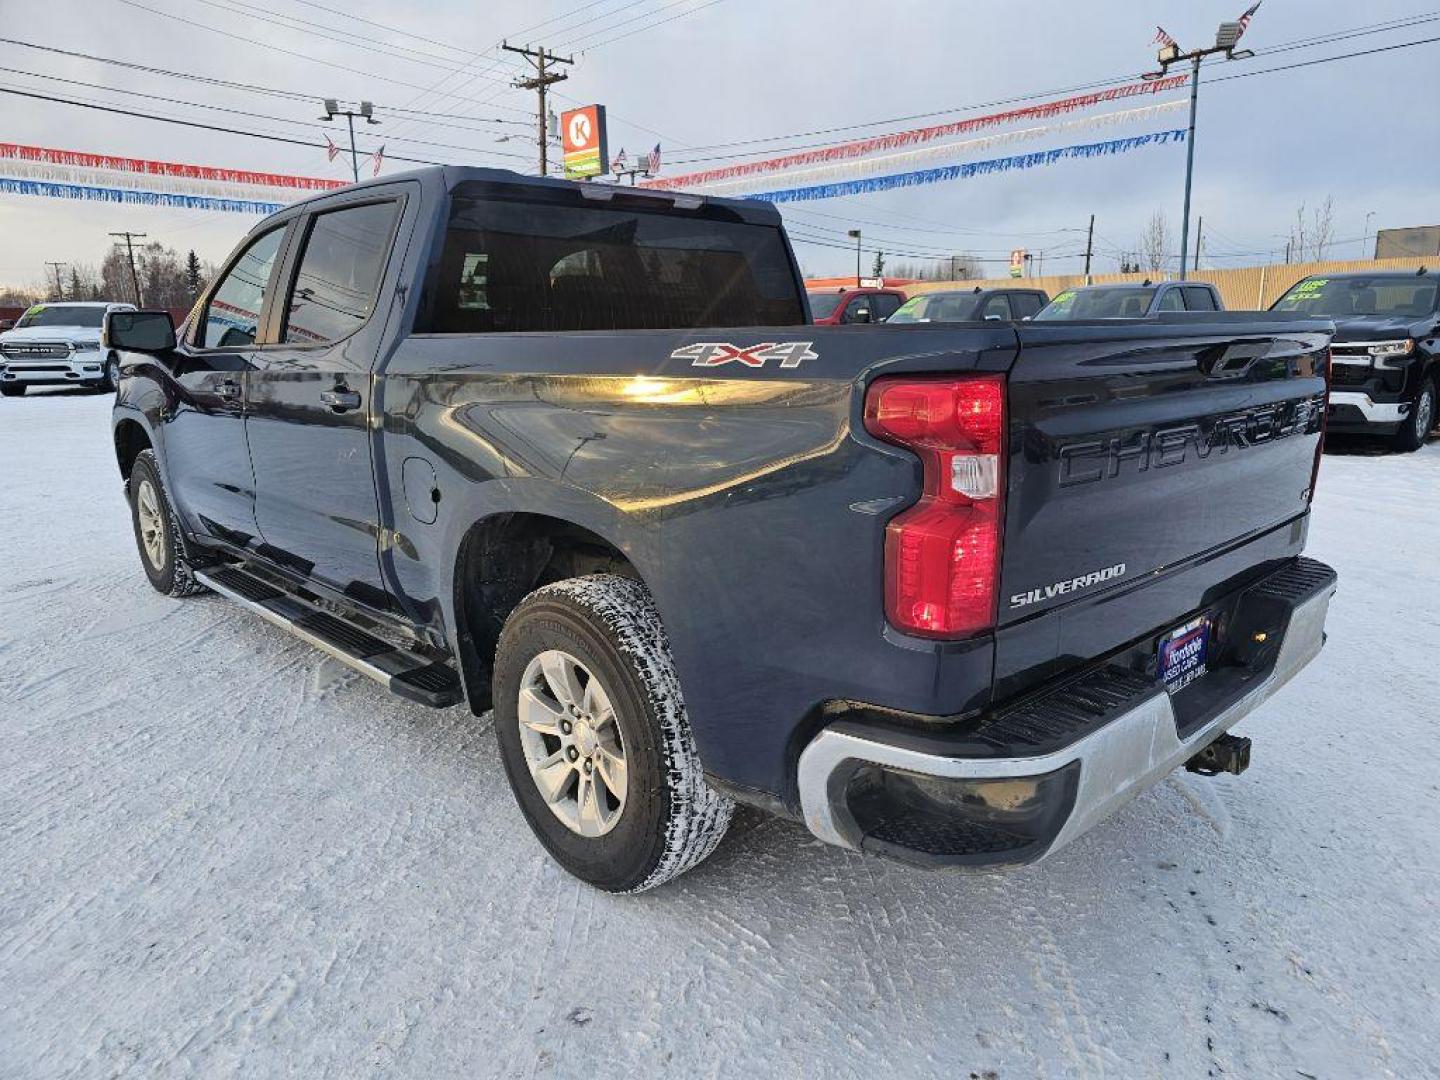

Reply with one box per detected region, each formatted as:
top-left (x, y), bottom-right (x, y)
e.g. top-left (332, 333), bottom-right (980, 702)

top-left (217, 378), bottom-right (241, 400)
top-left (321, 389), bottom-right (362, 413)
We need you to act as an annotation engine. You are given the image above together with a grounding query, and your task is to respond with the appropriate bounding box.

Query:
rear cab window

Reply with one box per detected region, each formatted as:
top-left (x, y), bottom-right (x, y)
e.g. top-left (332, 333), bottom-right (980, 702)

top-left (870, 293), bottom-right (903, 320)
top-left (1182, 286), bottom-right (1218, 311)
top-left (283, 201), bottom-right (401, 344)
top-left (423, 184), bottom-right (805, 333)
top-left (1008, 292), bottom-right (1044, 319)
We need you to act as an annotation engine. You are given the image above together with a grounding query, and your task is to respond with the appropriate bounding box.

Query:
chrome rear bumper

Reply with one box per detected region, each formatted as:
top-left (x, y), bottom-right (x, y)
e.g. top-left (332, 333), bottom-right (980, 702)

top-left (797, 558), bottom-right (1336, 867)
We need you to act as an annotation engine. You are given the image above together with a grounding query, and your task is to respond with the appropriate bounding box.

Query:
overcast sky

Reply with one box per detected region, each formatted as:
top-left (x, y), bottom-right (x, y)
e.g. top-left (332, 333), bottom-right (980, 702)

top-left (1, 0), bottom-right (1435, 289)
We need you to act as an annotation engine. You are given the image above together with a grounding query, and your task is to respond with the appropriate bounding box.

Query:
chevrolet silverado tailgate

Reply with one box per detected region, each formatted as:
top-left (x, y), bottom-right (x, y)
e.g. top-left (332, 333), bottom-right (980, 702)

top-left (995, 314), bottom-right (1330, 691)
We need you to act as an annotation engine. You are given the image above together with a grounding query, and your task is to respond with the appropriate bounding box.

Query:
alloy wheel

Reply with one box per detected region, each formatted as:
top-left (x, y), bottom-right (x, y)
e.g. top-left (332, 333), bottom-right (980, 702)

top-left (135, 479), bottom-right (166, 570)
top-left (516, 649), bottom-right (628, 837)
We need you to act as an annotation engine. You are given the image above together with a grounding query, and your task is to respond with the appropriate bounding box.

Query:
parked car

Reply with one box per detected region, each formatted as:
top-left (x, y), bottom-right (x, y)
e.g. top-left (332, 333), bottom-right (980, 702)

top-left (107, 166), bottom-right (1336, 893)
top-left (1035, 280), bottom-right (1224, 320)
top-left (886, 287), bottom-right (1048, 323)
top-left (1270, 270), bottom-right (1439, 451)
top-left (807, 286), bottom-right (907, 325)
top-left (0, 301), bottom-right (136, 396)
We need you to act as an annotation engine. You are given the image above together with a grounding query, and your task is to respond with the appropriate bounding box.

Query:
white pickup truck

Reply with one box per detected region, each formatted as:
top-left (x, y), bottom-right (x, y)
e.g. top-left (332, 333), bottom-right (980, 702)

top-left (0, 301), bottom-right (136, 396)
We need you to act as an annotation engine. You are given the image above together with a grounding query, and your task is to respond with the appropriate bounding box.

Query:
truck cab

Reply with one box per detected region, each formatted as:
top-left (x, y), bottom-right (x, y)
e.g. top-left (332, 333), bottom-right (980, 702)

top-left (807, 286), bottom-right (907, 325)
top-left (1035, 280), bottom-right (1224, 320)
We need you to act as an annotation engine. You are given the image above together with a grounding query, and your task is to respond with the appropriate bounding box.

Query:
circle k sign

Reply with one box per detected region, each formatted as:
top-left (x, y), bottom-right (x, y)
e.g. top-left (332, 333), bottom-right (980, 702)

top-left (560, 104), bottom-right (608, 178)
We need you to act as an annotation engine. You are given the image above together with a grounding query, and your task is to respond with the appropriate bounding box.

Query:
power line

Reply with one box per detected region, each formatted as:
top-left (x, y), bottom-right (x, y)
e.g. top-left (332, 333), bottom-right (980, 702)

top-left (0, 85), bottom-right (450, 166)
top-left (110, 0), bottom-right (537, 118)
top-left (661, 12), bottom-right (1440, 164)
top-left (0, 78), bottom-right (535, 166)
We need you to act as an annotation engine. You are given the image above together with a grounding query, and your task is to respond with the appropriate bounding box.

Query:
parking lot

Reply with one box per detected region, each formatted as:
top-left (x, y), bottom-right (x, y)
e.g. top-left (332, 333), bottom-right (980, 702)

top-left (2, 388), bottom-right (1437, 1078)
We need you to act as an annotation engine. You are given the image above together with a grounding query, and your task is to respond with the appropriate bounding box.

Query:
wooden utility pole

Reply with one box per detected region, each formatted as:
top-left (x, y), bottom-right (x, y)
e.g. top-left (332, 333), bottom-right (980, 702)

top-left (1082, 214), bottom-right (1095, 278)
top-left (1193, 215), bottom-right (1203, 271)
top-left (44, 261), bottom-right (67, 299)
top-left (109, 231), bottom-right (146, 306)
top-left (502, 41), bottom-right (573, 176)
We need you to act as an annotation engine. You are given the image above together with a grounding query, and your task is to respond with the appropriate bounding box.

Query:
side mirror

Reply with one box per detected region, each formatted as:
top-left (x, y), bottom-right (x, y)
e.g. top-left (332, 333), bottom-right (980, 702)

top-left (104, 310), bottom-right (176, 353)
top-left (984, 314), bottom-right (1003, 321)
top-left (851, 307), bottom-right (873, 324)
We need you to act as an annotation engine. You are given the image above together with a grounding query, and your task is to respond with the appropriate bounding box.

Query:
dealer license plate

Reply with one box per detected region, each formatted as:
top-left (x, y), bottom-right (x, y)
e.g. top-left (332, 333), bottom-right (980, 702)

top-left (1158, 616), bottom-right (1211, 692)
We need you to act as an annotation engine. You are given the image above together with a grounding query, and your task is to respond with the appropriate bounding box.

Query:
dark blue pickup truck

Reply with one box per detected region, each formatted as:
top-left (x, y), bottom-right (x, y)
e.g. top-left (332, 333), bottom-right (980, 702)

top-left (106, 167), bottom-right (1336, 892)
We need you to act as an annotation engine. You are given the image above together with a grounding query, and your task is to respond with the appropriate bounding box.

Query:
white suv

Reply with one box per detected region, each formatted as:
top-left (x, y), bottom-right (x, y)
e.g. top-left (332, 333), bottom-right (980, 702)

top-left (0, 301), bottom-right (137, 397)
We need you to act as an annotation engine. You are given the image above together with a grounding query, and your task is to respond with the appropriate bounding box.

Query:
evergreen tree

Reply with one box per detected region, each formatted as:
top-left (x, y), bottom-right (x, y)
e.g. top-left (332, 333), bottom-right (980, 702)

top-left (185, 250), bottom-right (205, 303)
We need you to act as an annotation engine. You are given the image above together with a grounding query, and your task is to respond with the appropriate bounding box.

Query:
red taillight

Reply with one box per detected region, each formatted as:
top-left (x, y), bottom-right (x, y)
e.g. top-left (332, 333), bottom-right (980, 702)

top-left (864, 375), bottom-right (1006, 638)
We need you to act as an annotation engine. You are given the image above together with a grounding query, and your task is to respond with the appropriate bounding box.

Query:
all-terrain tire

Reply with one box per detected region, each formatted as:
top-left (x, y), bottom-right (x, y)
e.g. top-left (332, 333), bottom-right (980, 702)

top-left (101, 353), bottom-right (121, 392)
top-left (128, 450), bottom-right (207, 597)
top-left (1392, 375), bottom-right (1437, 453)
top-left (493, 574), bottom-right (734, 892)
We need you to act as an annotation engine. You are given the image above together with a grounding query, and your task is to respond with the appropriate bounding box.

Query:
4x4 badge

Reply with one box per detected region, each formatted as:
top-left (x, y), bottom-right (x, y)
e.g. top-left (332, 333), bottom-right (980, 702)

top-left (671, 341), bottom-right (818, 369)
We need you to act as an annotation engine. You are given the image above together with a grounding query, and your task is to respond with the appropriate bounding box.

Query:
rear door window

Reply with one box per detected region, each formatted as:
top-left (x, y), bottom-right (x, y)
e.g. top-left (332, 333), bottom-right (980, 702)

top-left (1183, 286), bottom-right (1218, 311)
top-left (283, 201), bottom-right (400, 345)
top-left (979, 294), bottom-right (1013, 320)
top-left (871, 293), bottom-right (903, 320)
top-left (843, 296), bottom-right (876, 323)
top-left (426, 189), bottom-right (804, 332)
top-left (1009, 292), bottom-right (1043, 319)
top-left (201, 227), bottom-right (286, 348)
top-left (1157, 288), bottom-right (1186, 312)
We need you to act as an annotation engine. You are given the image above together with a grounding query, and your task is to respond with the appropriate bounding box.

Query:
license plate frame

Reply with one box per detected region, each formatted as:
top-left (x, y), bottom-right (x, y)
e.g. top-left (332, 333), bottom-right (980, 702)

top-left (1158, 615), bottom-right (1211, 693)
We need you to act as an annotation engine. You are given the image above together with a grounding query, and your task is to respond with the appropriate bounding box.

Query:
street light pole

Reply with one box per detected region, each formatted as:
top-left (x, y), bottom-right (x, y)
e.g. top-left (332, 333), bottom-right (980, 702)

top-left (848, 229), bottom-right (861, 287)
top-left (1177, 54), bottom-right (1201, 280)
top-left (320, 99), bottom-right (379, 184)
top-left (1145, 13), bottom-right (1256, 282)
top-left (1363, 211), bottom-right (1376, 257)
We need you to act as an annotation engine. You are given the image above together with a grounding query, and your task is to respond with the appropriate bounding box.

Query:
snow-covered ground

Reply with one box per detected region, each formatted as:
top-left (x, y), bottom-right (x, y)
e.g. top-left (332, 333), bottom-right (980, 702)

top-left (2, 389), bottom-right (1437, 1079)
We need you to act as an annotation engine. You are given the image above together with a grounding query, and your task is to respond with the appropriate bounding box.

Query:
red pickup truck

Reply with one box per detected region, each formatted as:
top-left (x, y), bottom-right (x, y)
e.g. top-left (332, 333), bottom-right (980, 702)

top-left (807, 286), bottom-right (907, 325)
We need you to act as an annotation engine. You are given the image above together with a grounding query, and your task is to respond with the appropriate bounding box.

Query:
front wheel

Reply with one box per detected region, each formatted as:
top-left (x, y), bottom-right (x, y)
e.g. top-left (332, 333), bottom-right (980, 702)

top-left (0, 384), bottom-right (25, 397)
top-left (102, 354), bottom-right (121, 392)
top-left (128, 450), bottom-right (207, 597)
top-left (493, 574), bottom-right (734, 892)
top-left (1393, 377), bottom-right (1436, 453)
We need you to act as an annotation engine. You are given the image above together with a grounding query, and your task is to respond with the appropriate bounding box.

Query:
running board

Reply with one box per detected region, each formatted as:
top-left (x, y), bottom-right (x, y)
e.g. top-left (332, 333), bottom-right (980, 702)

top-left (195, 565), bottom-right (464, 708)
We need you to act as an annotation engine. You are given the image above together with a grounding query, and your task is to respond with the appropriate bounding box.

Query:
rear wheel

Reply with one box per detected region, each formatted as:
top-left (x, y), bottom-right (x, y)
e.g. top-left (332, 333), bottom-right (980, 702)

top-left (493, 574), bottom-right (734, 892)
top-left (1393, 376), bottom-right (1436, 453)
top-left (0, 384), bottom-right (25, 397)
top-left (128, 450), bottom-right (207, 597)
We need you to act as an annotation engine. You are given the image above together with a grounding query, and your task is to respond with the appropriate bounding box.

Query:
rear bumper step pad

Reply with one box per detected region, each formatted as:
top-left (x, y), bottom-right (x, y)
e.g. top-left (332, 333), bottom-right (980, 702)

top-left (797, 557), bottom-right (1337, 868)
top-left (197, 565), bottom-right (463, 708)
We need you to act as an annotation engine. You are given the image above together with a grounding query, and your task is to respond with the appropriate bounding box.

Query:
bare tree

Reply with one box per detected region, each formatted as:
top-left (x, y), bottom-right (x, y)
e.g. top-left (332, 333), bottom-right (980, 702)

top-left (1287, 196), bottom-right (1337, 262)
top-left (887, 252), bottom-right (983, 281)
top-left (1139, 211), bottom-right (1171, 274)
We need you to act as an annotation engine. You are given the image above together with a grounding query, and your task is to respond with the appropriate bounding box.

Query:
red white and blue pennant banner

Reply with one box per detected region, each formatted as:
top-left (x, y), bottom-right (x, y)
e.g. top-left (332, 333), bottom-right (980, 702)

top-left (0, 143), bottom-right (343, 191)
top-left (700, 101), bottom-right (1185, 198)
top-left (0, 142), bottom-right (341, 214)
top-left (641, 75), bottom-right (1188, 191)
top-left (747, 130), bottom-right (1188, 204)
top-left (0, 177), bottom-right (284, 215)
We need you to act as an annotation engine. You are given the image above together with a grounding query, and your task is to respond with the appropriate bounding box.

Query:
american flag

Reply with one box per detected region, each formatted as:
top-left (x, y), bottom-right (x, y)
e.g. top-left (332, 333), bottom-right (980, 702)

top-left (644, 143), bottom-right (661, 176)
top-left (1153, 26), bottom-right (1178, 48)
top-left (324, 135), bottom-right (341, 162)
top-left (371, 145), bottom-right (385, 177)
top-left (1236, 1), bottom-right (1261, 38)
